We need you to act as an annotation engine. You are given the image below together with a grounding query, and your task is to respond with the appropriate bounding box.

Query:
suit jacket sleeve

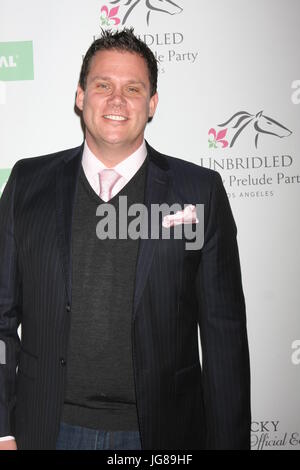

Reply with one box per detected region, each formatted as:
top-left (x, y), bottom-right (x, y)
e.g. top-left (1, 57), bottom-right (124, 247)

top-left (196, 172), bottom-right (251, 449)
top-left (0, 163), bottom-right (22, 437)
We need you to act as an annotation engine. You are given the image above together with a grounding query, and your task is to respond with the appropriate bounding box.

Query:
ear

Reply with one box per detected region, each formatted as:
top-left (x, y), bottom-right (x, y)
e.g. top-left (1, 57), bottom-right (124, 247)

top-left (149, 92), bottom-right (159, 118)
top-left (76, 84), bottom-right (85, 111)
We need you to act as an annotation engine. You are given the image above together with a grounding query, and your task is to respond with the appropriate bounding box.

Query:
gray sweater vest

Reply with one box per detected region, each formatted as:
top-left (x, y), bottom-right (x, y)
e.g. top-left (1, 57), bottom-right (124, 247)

top-left (62, 158), bottom-right (148, 431)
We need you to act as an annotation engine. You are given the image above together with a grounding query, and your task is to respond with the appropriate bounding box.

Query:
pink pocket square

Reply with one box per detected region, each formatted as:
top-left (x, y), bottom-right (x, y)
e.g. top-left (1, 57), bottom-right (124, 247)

top-left (162, 205), bottom-right (199, 228)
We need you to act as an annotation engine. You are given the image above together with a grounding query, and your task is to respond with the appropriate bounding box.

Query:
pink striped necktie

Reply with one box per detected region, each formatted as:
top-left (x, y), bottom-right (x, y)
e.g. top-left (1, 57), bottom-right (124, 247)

top-left (98, 168), bottom-right (122, 202)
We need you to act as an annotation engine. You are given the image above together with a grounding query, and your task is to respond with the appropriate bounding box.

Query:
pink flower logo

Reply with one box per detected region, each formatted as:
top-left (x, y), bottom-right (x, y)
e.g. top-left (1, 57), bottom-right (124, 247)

top-left (208, 128), bottom-right (228, 149)
top-left (100, 5), bottom-right (120, 27)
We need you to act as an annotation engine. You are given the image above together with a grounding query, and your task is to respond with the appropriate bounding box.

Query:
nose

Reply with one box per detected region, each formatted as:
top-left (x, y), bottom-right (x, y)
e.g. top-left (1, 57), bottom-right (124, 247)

top-left (107, 88), bottom-right (126, 107)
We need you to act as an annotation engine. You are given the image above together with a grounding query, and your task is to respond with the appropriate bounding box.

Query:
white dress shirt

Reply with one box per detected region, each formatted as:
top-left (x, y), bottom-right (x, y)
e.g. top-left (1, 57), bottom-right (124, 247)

top-left (82, 140), bottom-right (147, 199)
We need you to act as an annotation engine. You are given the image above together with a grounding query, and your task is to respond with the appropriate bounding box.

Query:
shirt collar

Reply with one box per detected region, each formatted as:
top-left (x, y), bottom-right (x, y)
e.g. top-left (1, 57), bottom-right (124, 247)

top-left (82, 140), bottom-right (147, 184)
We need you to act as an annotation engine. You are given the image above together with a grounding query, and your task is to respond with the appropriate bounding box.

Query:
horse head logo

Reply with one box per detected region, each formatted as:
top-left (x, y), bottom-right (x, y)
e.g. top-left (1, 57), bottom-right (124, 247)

top-left (108, 0), bottom-right (183, 26)
top-left (211, 110), bottom-right (292, 149)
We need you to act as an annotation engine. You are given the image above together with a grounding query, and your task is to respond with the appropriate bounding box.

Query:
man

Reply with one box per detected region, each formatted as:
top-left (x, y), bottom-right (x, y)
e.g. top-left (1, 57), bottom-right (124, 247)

top-left (0, 29), bottom-right (251, 450)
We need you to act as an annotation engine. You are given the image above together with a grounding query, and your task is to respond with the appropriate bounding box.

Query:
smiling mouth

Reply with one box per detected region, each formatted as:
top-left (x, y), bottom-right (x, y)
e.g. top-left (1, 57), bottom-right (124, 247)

top-left (103, 114), bottom-right (128, 121)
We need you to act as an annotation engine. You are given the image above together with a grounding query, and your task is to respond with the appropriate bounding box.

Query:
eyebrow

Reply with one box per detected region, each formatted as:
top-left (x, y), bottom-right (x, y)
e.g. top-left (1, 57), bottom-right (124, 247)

top-left (90, 75), bottom-right (147, 88)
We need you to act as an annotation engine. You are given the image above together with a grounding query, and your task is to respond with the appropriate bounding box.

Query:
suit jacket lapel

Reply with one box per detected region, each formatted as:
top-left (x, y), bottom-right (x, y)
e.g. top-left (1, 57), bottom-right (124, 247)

top-left (133, 144), bottom-right (171, 318)
top-left (55, 145), bottom-right (83, 304)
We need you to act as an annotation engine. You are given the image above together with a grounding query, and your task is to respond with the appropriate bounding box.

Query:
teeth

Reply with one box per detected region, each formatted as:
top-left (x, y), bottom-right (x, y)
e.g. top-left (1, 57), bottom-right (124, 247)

top-left (104, 115), bottom-right (127, 121)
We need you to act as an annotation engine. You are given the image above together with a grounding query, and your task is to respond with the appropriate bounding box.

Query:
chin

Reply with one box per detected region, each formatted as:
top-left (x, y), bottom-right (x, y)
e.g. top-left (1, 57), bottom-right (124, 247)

top-left (102, 137), bottom-right (125, 146)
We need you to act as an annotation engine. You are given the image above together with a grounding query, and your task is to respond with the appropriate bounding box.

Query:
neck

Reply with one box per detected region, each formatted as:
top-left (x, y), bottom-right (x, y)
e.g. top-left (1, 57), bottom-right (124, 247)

top-left (85, 135), bottom-right (144, 168)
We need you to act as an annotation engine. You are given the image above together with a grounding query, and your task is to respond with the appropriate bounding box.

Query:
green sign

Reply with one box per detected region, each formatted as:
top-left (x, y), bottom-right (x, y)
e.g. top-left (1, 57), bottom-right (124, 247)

top-left (0, 169), bottom-right (11, 197)
top-left (0, 41), bottom-right (34, 81)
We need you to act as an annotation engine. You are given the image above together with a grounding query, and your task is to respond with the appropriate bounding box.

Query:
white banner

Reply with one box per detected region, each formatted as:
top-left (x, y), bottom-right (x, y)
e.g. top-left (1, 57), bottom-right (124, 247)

top-left (1, 0), bottom-right (299, 450)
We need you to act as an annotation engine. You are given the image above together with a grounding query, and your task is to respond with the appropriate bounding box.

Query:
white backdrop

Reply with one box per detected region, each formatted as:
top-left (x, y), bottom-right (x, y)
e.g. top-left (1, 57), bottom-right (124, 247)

top-left (1, 0), bottom-right (299, 450)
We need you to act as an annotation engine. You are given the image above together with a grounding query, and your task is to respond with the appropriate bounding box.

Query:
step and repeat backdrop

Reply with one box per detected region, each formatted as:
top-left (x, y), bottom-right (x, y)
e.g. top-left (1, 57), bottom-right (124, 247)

top-left (1, 0), bottom-right (299, 450)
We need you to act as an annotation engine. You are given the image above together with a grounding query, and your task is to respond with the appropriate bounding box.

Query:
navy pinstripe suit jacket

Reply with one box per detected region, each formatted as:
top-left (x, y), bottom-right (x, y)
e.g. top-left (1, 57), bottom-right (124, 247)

top-left (0, 142), bottom-right (250, 449)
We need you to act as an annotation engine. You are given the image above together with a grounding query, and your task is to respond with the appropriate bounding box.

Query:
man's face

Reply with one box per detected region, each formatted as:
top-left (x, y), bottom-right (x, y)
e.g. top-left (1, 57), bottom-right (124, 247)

top-left (76, 49), bottom-right (158, 157)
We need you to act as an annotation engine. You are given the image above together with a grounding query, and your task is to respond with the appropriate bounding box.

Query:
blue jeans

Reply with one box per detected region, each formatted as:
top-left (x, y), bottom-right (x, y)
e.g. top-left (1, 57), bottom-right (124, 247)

top-left (56, 422), bottom-right (142, 450)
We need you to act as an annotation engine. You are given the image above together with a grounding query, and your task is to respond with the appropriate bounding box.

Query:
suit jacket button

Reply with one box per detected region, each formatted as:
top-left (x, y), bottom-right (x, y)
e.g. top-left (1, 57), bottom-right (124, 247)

top-left (65, 304), bottom-right (71, 312)
top-left (60, 358), bottom-right (66, 366)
